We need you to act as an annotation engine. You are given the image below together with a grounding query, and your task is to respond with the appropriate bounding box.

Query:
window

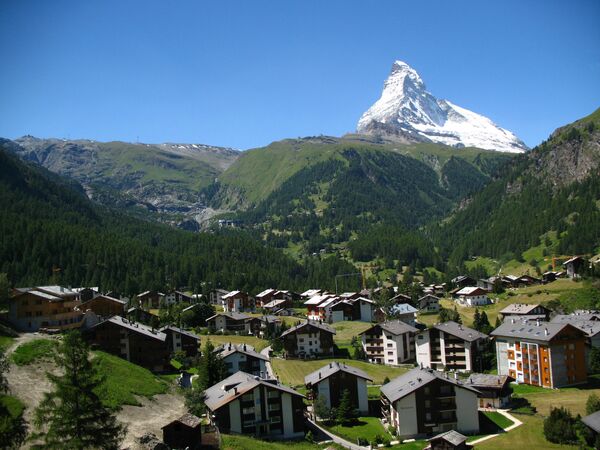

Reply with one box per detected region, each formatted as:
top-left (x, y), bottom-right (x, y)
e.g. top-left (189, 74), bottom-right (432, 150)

top-left (418, 335), bottom-right (424, 340)
top-left (299, 338), bottom-right (304, 343)
top-left (268, 390), bottom-right (279, 399)
top-left (243, 407), bottom-right (255, 415)
top-left (387, 351), bottom-right (393, 355)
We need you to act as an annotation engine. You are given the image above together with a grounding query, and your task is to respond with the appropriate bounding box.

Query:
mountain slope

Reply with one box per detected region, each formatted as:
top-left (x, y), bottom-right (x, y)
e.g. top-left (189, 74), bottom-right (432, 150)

top-left (357, 61), bottom-right (527, 153)
top-left (8, 136), bottom-right (240, 225)
top-left (0, 143), bottom-right (359, 294)
top-left (433, 107), bottom-right (600, 265)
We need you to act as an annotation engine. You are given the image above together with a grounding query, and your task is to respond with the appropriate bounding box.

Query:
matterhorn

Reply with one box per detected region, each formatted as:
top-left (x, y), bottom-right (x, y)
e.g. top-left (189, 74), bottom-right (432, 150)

top-left (357, 60), bottom-right (527, 153)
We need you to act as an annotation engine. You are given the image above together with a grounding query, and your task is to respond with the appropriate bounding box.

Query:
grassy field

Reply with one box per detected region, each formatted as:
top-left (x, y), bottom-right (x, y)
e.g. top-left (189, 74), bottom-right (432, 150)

top-left (323, 416), bottom-right (388, 444)
top-left (204, 334), bottom-right (270, 351)
top-left (221, 434), bottom-right (344, 450)
top-left (92, 351), bottom-right (169, 409)
top-left (0, 335), bottom-right (14, 351)
top-left (483, 411), bottom-right (514, 429)
top-left (417, 279), bottom-right (583, 328)
top-left (10, 338), bottom-right (58, 365)
top-left (271, 358), bottom-right (409, 387)
top-left (331, 321), bottom-right (372, 345)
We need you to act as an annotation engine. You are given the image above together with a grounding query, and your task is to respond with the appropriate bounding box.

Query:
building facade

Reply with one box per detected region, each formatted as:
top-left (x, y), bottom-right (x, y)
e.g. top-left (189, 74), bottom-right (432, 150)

top-left (281, 321), bottom-right (335, 358)
top-left (360, 321), bottom-right (418, 365)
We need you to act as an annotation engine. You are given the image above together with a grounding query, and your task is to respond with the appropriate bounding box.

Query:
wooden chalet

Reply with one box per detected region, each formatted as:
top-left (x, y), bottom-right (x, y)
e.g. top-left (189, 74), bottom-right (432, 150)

top-left (281, 320), bottom-right (335, 358)
top-left (160, 325), bottom-right (201, 357)
top-left (162, 413), bottom-right (201, 450)
top-left (78, 294), bottom-right (126, 319)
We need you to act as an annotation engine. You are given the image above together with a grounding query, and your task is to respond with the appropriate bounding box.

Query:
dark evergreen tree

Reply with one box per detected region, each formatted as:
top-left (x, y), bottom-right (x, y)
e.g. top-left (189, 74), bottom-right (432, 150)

top-left (336, 389), bottom-right (357, 424)
top-left (32, 332), bottom-right (126, 449)
top-left (543, 407), bottom-right (578, 444)
top-left (195, 339), bottom-right (227, 392)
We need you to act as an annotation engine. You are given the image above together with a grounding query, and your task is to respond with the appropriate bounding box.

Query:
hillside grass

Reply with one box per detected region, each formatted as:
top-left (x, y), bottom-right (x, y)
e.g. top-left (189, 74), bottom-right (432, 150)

top-left (92, 351), bottom-right (169, 409)
top-left (221, 434), bottom-right (344, 450)
top-left (10, 339), bottom-right (58, 365)
top-left (323, 416), bottom-right (388, 444)
top-left (271, 358), bottom-right (408, 387)
top-left (204, 334), bottom-right (269, 351)
top-left (331, 321), bottom-right (372, 345)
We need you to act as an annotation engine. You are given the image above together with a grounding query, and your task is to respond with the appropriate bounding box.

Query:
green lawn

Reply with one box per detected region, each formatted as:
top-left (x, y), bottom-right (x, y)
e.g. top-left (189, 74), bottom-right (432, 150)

top-left (0, 394), bottom-right (25, 418)
top-left (221, 434), bottom-right (344, 450)
top-left (10, 339), bottom-right (58, 365)
top-left (367, 385), bottom-right (381, 399)
top-left (483, 411), bottom-right (513, 430)
top-left (271, 357), bottom-right (408, 387)
top-left (0, 335), bottom-right (14, 351)
top-left (92, 351), bottom-right (169, 409)
top-left (324, 417), bottom-right (388, 445)
top-left (204, 334), bottom-right (269, 351)
top-left (331, 321), bottom-right (372, 345)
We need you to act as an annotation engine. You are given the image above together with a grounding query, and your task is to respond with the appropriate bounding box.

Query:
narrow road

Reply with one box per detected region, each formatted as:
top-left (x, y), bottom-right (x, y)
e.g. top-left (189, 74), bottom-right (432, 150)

top-left (260, 345), bottom-right (276, 379)
top-left (306, 418), bottom-right (370, 450)
top-left (469, 409), bottom-right (523, 445)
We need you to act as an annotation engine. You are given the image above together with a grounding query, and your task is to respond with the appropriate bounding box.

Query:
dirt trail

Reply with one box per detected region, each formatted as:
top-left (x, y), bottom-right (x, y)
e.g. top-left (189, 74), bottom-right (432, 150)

top-left (5, 333), bottom-right (186, 449)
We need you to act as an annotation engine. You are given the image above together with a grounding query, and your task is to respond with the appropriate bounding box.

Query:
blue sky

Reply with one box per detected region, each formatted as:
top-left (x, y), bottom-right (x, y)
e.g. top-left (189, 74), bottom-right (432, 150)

top-left (1, 1), bottom-right (599, 150)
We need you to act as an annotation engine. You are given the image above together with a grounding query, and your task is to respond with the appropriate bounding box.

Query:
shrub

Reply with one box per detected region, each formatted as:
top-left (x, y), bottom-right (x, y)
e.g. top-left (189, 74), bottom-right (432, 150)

top-left (543, 407), bottom-right (578, 444)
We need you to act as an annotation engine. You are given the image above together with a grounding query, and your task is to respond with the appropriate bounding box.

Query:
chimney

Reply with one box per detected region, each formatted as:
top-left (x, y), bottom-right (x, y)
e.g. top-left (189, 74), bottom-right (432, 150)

top-left (454, 372), bottom-right (458, 380)
top-left (319, 372), bottom-right (321, 379)
top-left (544, 328), bottom-right (549, 336)
top-left (329, 362), bottom-right (332, 368)
top-left (233, 387), bottom-right (237, 394)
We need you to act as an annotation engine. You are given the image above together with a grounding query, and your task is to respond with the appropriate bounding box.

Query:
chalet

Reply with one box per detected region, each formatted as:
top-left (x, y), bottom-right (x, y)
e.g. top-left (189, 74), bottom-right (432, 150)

top-left (85, 316), bottom-right (169, 371)
top-left (247, 315), bottom-right (282, 338)
top-left (204, 371), bottom-right (305, 439)
top-left (516, 274), bottom-right (541, 286)
top-left (499, 303), bottom-right (550, 321)
top-left (126, 306), bottom-right (156, 324)
top-left (360, 321), bottom-right (418, 365)
top-left (216, 343), bottom-right (269, 377)
top-left (451, 276), bottom-right (476, 289)
top-left (416, 321), bottom-right (489, 372)
top-left (136, 290), bottom-right (164, 309)
top-left (262, 298), bottom-right (291, 313)
top-left (78, 294), bottom-right (126, 319)
top-left (465, 373), bottom-right (513, 409)
top-left (542, 271), bottom-right (557, 283)
top-left (281, 320), bottom-right (335, 358)
top-left (389, 303), bottom-right (418, 326)
top-left (492, 318), bottom-right (587, 388)
top-left (305, 361), bottom-right (372, 415)
top-left (330, 297), bottom-right (375, 323)
top-left (162, 414), bottom-right (201, 450)
top-left (455, 287), bottom-right (489, 307)
top-left (222, 290), bottom-right (255, 313)
top-left (304, 294), bottom-right (338, 322)
top-left (381, 368), bottom-right (480, 439)
top-left (72, 287), bottom-right (100, 302)
top-left (301, 288), bottom-right (324, 299)
top-left (206, 312), bottom-right (251, 334)
top-left (209, 288), bottom-right (230, 306)
top-left (418, 295), bottom-right (440, 313)
top-left (256, 288), bottom-right (278, 308)
top-left (374, 307), bottom-right (388, 323)
top-left (563, 256), bottom-right (586, 278)
top-left (164, 290), bottom-right (194, 305)
top-left (424, 430), bottom-right (473, 450)
top-left (8, 286), bottom-right (83, 332)
top-left (160, 325), bottom-right (201, 357)
top-left (389, 293), bottom-right (412, 305)
top-left (477, 278), bottom-right (495, 292)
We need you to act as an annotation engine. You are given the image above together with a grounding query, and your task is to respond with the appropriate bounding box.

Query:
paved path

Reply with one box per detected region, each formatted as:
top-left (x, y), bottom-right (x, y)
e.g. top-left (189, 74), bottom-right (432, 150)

top-left (469, 409), bottom-right (523, 445)
top-left (260, 345), bottom-right (276, 379)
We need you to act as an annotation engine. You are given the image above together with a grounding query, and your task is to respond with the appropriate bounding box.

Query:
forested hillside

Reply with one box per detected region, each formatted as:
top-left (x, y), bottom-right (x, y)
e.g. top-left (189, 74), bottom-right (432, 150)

top-left (433, 108), bottom-right (600, 267)
top-left (0, 145), bottom-right (359, 294)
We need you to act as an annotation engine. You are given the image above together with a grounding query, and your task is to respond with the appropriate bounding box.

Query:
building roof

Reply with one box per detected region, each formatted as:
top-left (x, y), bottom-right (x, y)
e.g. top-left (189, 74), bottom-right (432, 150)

top-left (304, 294), bottom-right (336, 306)
top-left (361, 320), bottom-right (418, 336)
top-left (162, 413), bottom-right (201, 429)
top-left (72, 287), bottom-right (99, 293)
top-left (552, 311), bottom-right (600, 322)
top-left (304, 361), bottom-right (372, 386)
top-left (92, 316), bottom-right (166, 341)
top-left (206, 312), bottom-right (250, 322)
top-left (159, 325), bottom-right (201, 341)
top-left (466, 373), bottom-right (512, 389)
top-left (433, 321), bottom-right (488, 341)
top-left (182, 303), bottom-right (199, 313)
top-left (452, 275), bottom-right (474, 284)
top-left (280, 320), bottom-right (335, 337)
top-left (301, 289), bottom-right (323, 297)
top-left (13, 285), bottom-right (79, 301)
top-left (222, 290), bottom-right (243, 299)
top-left (428, 430), bottom-right (469, 446)
top-left (582, 410), bottom-right (600, 433)
top-left (549, 318), bottom-right (600, 337)
top-left (390, 293), bottom-right (411, 302)
top-left (216, 343), bottom-right (269, 362)
top-left (203, 371), bottom-right (303, 411)
top-left (256, 288), bottom-right (277, 298)
top-left (381, 367), bottom-right (479, 403)
top-left (563, 256), bottom-right (585, 266)
top-left (456, 286), bottom-right (488, 296)
top-left (491, 319), bottom-right (583, 342)
top-left (263, 299), bottom-right (287, 309)
top-left (499, 303), bottom-right (546, 315)
top-left (389, 303), bottom-right (418, 315)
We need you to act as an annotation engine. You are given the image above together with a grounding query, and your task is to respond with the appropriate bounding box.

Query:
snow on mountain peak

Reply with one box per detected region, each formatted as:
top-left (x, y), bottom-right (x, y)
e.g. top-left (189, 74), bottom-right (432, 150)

top-left (357, 61), bottom-right (528, 153)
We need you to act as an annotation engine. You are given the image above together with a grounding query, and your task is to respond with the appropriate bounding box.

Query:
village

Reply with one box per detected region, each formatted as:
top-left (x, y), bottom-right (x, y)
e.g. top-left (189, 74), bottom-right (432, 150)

top-left (2, 255), bottom-right (600, 450)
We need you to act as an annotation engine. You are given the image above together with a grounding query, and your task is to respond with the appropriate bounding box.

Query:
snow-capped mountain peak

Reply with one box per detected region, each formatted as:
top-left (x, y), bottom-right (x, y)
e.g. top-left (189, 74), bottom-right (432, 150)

top-left (357, 60), bottom-right (528, 153)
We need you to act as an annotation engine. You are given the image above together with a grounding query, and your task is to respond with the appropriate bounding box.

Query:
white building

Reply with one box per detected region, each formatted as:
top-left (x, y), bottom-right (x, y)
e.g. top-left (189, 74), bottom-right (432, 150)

top-left (360, 320), bottom-right (418, 365)
top-left (381, 368), bottom-right (480, 438)
top-left (455, 287), bottom-right (490, 307)
top-left (215, 343), bottom-right (269, 378)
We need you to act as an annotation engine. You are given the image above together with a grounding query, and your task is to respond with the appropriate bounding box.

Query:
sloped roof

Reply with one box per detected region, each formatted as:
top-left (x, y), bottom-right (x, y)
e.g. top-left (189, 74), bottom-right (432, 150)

top-left (301, 289), bottom-right (323, 297)
top-left (159, 325), bottom-right (201, 341)
top-left (456, 286), bottom-right (488, 296)
top-left (361, 320), bottom-right (418, 336)
top-left (216, 343), bottom-right (269, 361)
top-left (222, 290), bottom-right (243, 299)
top-left (206, 312), bottom-right (250, 322)
top-left (389, 303), bottom-right (418, 315)
top-left (256, 288), bottom-right (277, 298)
top-left (92, 316), bottom-right (166, 341)
top-left (281, 320), bottom-right (335, 337)
top-left (162, 413), bottom-right (201, 429)
top-left (434, 321), bottom-right (488, 341)
top-left (500, 303), bottom-right (545, 315)
top-left (203, 371), bottom-right (303, 411)
top-left (428, 430), bottom-right (468, 446)
top-left (492, 319), bottom-right (584, 342)
top-left (81, 294), bottom-right (126, 306)
top-left (549, 317), bottom-right (600, 337)
top-left (381, 367), bottom-right (479, 403)
top-left (582, 410), bottom-right (600, 433)
top-left (304, 361), bottom-right (372, 386)
top-left (466, 373), bottom-right (512, 389)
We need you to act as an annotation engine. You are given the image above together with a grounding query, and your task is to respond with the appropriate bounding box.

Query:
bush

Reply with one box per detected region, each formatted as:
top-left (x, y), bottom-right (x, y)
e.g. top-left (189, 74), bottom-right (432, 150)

top-left (543, 407), bottom-right (578, 444)
top-left (305, 430), bottom-right (314, 443)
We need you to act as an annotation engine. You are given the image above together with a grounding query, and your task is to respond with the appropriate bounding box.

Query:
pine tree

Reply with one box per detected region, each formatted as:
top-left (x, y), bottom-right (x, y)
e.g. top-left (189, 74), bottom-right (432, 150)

top-left (473, 309), bottom-right (481, 330)
top-left (336, 389), bottom-right (356, 425)
top-left (33, 332), bottom-right (126, 449)
top-left (196, 339), bottom-right (227, 392)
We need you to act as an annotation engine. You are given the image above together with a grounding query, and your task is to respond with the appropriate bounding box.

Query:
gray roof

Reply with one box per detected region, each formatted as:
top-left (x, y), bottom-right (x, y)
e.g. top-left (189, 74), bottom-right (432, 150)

top-left (466, 373), bottom-right (511, 388)
top-left (162, 413), bottom-right (201, 429)
top-left (428, 430), bottom-right (468, 445)
top-left (216, 343), bottom-right (269, 362)
top-left (552, 312), bottom-right (600, 322)
top-left (549, 317), bottom-right (600, 337)
top-left (381, 367), bottom-right (479, 403)
top-left (13, 285), bottom-right (78, 301)
top-left (93, 316), bottom-right (166, 342)
top-left (361, 320), bottom-right (418, 336)
top-left (434, 321), bottom-right (488, 342)
top-left (159, 325), bottom-right (201, 341)
top-left (81, 294), bottom-right (126, 306)
top-left (203, 371), bottom-right (303, 411)
top-left (389, 303), bottom-right (418, 315)
top-left (206, 312), bottom-right (251, 322)
top-left (582, 410), bottom-right (600, 433)
top-left (304, 361), bottom-right (372, 386)
top-left (500, 303), bottom-right (545, 315)
top-left (491, 319), bottom-right (582, 342)
top-left (281, 320), bottom-right (335, 337)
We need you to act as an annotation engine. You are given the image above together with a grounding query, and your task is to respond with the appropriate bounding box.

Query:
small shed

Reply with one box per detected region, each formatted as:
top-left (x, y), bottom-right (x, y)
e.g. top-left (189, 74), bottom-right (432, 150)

top-left (424, 430), bottom-right (473, 449)
top-left (162, 413), bottom-right (202, 450)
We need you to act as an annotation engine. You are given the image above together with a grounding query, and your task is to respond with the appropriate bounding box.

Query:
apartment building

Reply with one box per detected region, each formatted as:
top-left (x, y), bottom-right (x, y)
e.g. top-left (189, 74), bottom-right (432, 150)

top-left (491, 319), bottom-right (587, 388)
top-left (360, 321), bottom-right (418, 365)
top-left (204, 371), bottom-right (305, 439)
top-left (281, 320), bottom-right (335, 358)
top-left (416, 321), bottom-right (488, 372)
top-left (222, 290), bottom-right (255, 313)
top-left (381, 367), bottom-right (480, 439)
top-left (160, 325), bottom-right (201, 357)
top-left (205, 312), bottom-right (251, 334)
top-left (216, 343), bottom-right (269, 378)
